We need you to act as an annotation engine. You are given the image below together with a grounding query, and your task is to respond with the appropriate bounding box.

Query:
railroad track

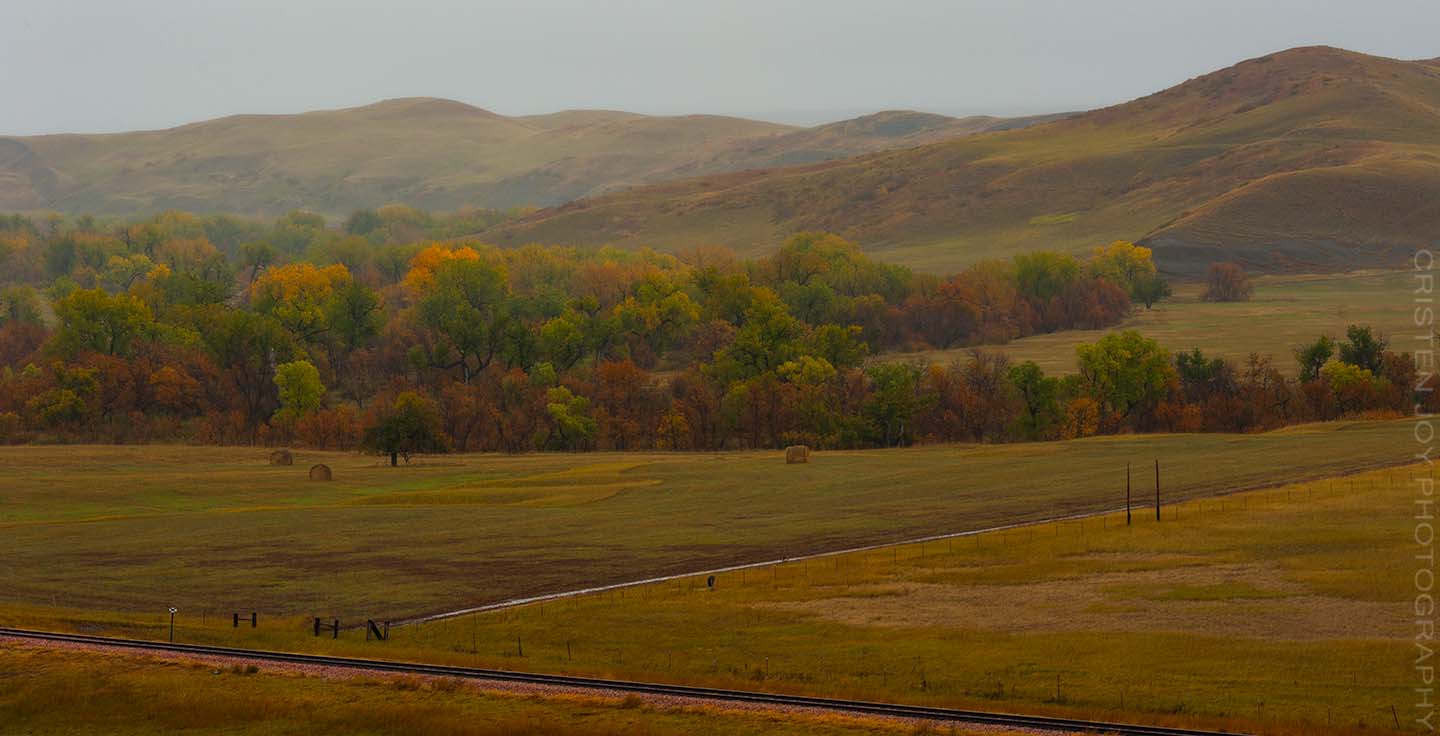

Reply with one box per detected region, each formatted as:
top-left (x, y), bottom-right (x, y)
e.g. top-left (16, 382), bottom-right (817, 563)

top-left (2, 627), bottom-right (1244, 736)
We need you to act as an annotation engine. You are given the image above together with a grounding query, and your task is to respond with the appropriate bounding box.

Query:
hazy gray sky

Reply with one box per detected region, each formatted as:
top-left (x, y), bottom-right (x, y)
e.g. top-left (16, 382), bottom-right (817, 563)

top-left (3, 0), bottom-right (1436, 134)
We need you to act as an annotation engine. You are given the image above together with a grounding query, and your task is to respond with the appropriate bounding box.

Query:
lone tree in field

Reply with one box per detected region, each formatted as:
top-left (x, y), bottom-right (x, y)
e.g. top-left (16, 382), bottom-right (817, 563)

top-left (363, 391), bottom-right (450, 466)
top-left (1201, 262), bottom-right (1253, 302)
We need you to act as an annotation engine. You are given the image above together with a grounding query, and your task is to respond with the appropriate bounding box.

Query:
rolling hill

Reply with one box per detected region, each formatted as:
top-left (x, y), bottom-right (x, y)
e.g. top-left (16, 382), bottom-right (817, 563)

top-left (480, 46), bottom-right (1440, 276)
top-left (0, 100), bottom-right (1053, 218)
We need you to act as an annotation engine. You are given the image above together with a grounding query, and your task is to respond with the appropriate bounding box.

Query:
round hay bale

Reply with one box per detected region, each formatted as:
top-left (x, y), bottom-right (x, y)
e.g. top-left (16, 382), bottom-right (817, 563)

top-left (784, 445), bottom-right (810, 464)
top-left (308, 463), bottom-right (333, 481)
top-left (268, 449), bottom-right (294, 466)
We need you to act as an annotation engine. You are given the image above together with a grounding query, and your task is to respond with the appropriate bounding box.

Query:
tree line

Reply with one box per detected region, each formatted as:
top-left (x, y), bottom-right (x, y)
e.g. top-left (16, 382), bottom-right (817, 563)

top-left (0, 209), bottom-right (1414, 454)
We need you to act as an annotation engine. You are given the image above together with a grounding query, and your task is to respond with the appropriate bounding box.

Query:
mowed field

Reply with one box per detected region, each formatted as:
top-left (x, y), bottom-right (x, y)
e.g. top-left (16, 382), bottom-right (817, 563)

top-left (368, 463), bottom-right (1419, 735)
top-left (4, 459), bottom-right (1416, 735)
top-left (889, 270), bottom-right (1420, 375)
top-left (0, 419), bottom-right (1411, 627)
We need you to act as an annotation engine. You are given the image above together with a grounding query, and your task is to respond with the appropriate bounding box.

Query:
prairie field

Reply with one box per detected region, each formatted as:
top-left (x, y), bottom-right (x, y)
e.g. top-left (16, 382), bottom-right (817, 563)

top-left (3, 457), bottom-right (1416, 735)
top-left (888, 270), bottom-right (1420, 375)
top-left (0, 419), bottom-right (1411, 625)
top-left (0, 645), bottom-right (994, 736)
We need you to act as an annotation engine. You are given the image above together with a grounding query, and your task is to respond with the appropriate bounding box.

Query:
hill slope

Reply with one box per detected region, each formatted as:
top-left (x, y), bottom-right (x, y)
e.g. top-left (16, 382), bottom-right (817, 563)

top-left (0, 100), bottom-right (1050, 217)
top-left (481, 46), bottom-right (1440, 275)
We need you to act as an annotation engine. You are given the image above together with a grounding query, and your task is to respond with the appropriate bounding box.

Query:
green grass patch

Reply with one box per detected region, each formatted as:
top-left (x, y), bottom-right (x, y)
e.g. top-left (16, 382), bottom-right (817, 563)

top-left (1027, 212), bottom-right (1080, 226)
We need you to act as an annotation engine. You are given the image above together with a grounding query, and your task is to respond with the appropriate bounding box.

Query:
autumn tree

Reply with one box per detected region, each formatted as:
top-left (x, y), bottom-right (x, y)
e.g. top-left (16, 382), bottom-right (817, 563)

top-left (1088, 240), bottom-right (1158, 304)
top-left (249, 262), bottom-right (352, 343)
top-left (1201, 262), bottom-right (1253, 302)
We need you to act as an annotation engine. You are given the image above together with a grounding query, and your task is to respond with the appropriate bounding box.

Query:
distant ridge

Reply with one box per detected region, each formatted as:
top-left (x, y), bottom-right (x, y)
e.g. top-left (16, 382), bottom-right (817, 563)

top-left (0, 98), bottom-right (1052, 217)
top-left (480, 46), bottom-right (1440, 276)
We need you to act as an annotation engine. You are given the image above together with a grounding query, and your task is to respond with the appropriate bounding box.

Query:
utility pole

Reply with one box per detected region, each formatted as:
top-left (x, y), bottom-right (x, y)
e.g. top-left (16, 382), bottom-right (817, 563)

top-left (1154, 459), bottom-right (1161, 521)
top-left (1126, 463), bottom-right (1132, 526)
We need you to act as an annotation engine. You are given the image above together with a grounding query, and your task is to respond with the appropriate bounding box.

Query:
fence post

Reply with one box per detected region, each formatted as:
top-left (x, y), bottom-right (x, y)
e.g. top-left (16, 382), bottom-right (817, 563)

top-left (1126, 463), bottom-right (1132, 526)
top-left (1154, 459), bottom-right (1161, 521)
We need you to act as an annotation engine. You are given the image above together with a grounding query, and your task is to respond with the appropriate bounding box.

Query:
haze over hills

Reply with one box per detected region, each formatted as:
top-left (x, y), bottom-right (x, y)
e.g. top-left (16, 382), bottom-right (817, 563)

top-left (482, 46), bottom-right (1440, 276)
top-left (0, 100), bottom-right (1055, 218)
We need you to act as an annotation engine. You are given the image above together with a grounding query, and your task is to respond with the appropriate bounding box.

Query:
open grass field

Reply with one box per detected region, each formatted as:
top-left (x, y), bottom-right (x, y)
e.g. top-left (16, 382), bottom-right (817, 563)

top-left (0, 645), bottom-right (993, 736)
top-left (2, 458), bottom-right (1415, 735)
top-left (0, 420), bottom-right (1410, 625)
top-left (887, 270), bottom-right (1419, 375)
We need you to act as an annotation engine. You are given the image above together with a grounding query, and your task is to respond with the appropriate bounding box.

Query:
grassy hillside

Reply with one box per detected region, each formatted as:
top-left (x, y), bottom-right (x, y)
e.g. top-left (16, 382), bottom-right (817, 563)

top-left (0, 100), bottom-right (1048, 217)
top-left (482, 46), bottom-right (1440, 275)
top-left (0, 420), bottom-right (1409, 622)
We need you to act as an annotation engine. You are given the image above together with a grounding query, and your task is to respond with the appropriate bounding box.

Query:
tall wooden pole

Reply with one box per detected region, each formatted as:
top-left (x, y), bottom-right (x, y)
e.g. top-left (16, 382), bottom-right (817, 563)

top-left (1154, 459), bottom-right (1161, 521)
top-left (1126, 463), bottom-right (1132, 526)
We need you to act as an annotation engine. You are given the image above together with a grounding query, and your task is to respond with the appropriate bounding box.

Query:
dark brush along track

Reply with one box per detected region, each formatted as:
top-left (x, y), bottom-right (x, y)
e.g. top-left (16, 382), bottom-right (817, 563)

top-left (1, 627), bottom-right (1246, 736)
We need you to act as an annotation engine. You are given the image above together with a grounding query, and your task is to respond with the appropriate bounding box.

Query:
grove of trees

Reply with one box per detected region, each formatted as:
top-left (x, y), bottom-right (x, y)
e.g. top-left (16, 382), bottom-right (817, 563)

top-left (0, 209), bottom-right (1421, 455)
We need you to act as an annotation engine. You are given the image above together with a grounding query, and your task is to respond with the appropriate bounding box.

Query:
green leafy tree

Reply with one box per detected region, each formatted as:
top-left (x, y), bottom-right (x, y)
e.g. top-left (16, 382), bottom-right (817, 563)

top-left (1130, 272), bottom-right (1172, 309)
top-left (363, 392), bottom-right (450, 466)
top-left (273, 359), bottom-right (324, 423)
top-left (1075, 330), bottom-right (1173, 421)
top-left (416, 258), bottom-right (512, 382)
top-left (324, 281), bottom-right (384, 356)
top-left (0, 286), bottom-right (43, 326)
top-left (1338, 324), bottom-right (1387, 374)
top-left (863, 362), bottom-right (925, 447)
top-left (1294, 335), bottom-right (1335, 382)
top-left (544, 386), bottom-right (597, 450)
top-left (1008, 361), bottom-right (1062, 440)
top-left (345, 209), bottom-right (382, 236)
top-left (53, 288), bottom-right (154, 357)
top-left (1175, 348), bottom-right (1232, 402)
top-left (807, 324), bottom-right (869, 370)
top-left (202, 309), bottom-right (297, 431)
top-left (1013, 251), bottom-right (1080, 302)
top-left (713, 291), bottom-right (804, 382)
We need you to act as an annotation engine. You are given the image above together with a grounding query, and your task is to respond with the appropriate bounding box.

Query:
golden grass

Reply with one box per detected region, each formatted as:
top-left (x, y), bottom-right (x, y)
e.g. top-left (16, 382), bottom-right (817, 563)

top-left (1, 645), bottom-right (1010, 736)
top-left (3, 461), bottom-right (1421, 735)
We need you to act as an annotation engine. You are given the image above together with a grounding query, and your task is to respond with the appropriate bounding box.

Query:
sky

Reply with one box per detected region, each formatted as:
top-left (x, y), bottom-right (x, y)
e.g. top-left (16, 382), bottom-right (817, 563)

top-left (3, 0), bottom-right (1437, 135)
